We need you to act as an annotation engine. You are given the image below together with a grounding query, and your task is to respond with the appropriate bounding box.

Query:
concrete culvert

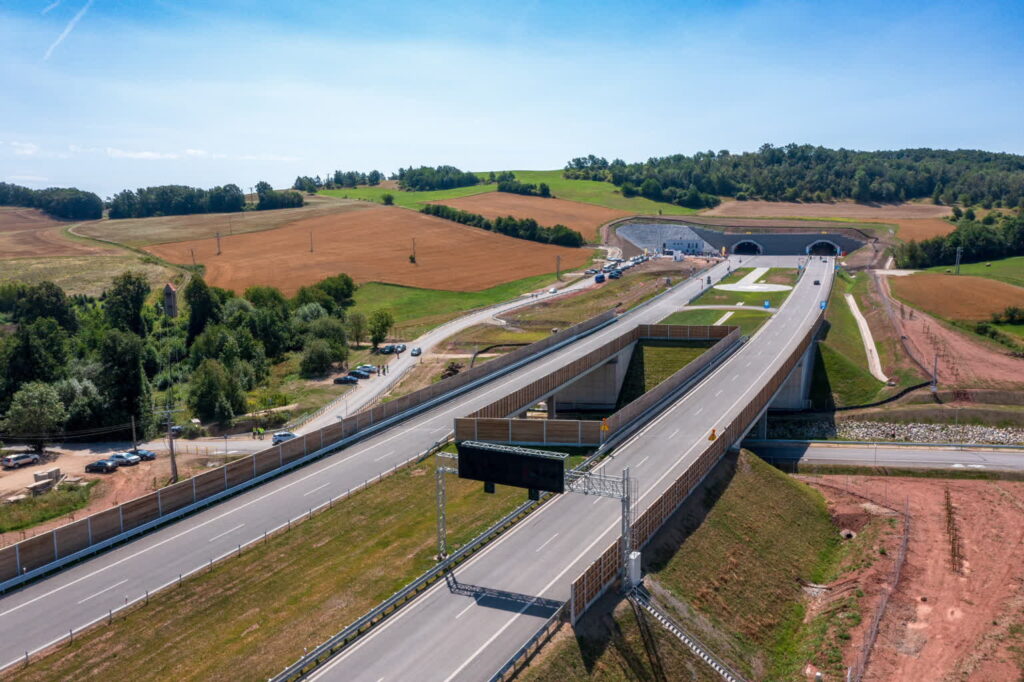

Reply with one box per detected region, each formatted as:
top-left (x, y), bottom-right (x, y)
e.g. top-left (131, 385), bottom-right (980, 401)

top-left (841, 529), bottom-right (856, 540)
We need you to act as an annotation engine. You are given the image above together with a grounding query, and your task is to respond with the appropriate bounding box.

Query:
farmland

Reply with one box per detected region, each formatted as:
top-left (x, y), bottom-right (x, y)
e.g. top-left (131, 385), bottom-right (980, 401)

top-left (510, 170), bottom-right (699, 215)
top-left (431, 192), bottom-right (629, 240)
top-left (77, 194), bottom-right (370, 247)
top-left (703, 199), bottom-right (951, 221)
top-left (319, 183), bottom-right (494, 209)
top-left (145, 205), bottom-right (593, 295)
top-left (0, 207), bottom-right (179, 296)
top-left (889, 273), bottom-right (1024, 321)
top-left (926, 255), bottom-right (1024, 288)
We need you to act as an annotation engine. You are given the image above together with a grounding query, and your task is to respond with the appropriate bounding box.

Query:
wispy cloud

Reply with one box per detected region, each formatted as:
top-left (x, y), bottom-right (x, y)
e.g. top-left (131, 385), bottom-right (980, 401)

top-left (41, 1), bottom-right (62, 15)
top-left (43, 0), bottom-right (94, 60)
top-left (106, 147), bottom-right (180, 160)
top-left (12, 142), bottom-right (40, 156)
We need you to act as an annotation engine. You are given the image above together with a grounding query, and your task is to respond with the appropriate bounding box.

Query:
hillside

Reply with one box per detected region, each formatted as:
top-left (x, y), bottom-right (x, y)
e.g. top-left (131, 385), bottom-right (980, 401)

top-left (522, 450), bottom-right (846, 681)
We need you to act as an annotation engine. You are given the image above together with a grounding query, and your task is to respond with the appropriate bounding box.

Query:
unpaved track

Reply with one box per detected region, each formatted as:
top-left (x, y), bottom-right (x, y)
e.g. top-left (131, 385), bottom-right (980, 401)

top-left (845, 293), bottom-right (888, 382)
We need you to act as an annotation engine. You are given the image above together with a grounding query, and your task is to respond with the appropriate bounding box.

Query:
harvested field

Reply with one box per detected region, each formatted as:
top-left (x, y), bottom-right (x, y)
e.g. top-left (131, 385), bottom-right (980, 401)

top-left (889, 273), bottom-right (1024, 321)
top-left (146, 205), bottom-right (593, 295)
top-left (896, 218), bottom-right (956, 241)
top-left (880, 276), bottom-right (1024, 388)
top-left (704, 199), bottom-right (951, 221)
top-left (807, 476), bottom-right (1024, 682)
top-left (77, 195), bottom-right (371, 247)
top-left (0, 207), bottom-right (104, 258)
top-left (1, 255), bottom-right (177, 297)
top-left (432, 193), bottom-right (630, 239)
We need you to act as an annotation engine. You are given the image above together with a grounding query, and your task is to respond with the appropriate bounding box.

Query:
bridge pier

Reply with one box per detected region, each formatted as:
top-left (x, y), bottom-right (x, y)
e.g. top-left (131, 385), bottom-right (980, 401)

top-left (547, 343), bottom-right (634, 413)
top-left (769, 340), bottom-right (815, 411)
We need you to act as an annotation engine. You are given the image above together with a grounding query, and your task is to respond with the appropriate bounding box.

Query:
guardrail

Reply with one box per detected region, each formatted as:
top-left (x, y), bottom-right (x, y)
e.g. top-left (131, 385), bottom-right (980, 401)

top-left (0, 311), bottom-right (617, 593)
top-left (743, 439), bottom-right (1024, 452)
top-left (489, 601), bottom-right (568, 682)
top-left (1, 437), bottom-right (450, 676)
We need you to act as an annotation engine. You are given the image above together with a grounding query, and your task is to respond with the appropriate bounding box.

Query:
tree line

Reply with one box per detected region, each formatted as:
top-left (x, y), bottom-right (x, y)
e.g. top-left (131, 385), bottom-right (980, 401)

top-left (892, 212), bottom-right (1024, 268)
top-left (108, 184), bottom-right (246, 219)
top-left (292, 170), bottom-right (387, 193)
top-left (398, 165), bottom-right (480, 191)
top-left (565, 145), bottom-right (1024, 208)
top-left (255, 181), bottom-right (304, 210)
top-left (420, 204), bottom-right (585, 247)
top-left (0, 269), bottom-right (397, 447)
top-left (0, 182), bottom-right (103, 220)
top-left (497, 179), bottom-right (551, 198)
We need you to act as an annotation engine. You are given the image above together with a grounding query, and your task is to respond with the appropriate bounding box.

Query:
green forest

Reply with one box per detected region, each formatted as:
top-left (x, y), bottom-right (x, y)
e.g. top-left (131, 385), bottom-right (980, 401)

top-left (565, 144), bottom-right (1024, 208)
top-left (0, 272), bottom-right (388, 448)
top-left (893, 211), bottom-right (1024, 268)
top-left (0, 182), bottom-right (103, 220)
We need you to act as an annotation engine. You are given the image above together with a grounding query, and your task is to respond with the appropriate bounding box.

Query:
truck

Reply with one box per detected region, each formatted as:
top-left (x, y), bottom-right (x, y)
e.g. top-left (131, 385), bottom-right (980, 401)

top-left (594, 273), bottom-right (606, 283)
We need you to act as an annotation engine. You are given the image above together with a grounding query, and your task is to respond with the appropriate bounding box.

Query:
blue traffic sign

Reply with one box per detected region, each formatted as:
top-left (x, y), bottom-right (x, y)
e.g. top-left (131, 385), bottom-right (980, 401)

top-left (820, 300), bottom-right (827, 310)
top-left (763, 300), bottom-right (771, 309)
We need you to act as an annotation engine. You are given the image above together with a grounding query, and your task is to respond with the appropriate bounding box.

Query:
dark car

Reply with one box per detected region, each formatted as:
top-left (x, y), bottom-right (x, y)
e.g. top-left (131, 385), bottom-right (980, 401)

top-left (396, 344), bottom-right (407, 353)
top-left (133, 449), bottom-right (157, 461)
top-left (813, 279), bottom-right (821, 285)
top-left (169, 425), bottom-right (183, 438)
top-left (85, 459), bottom-right (118, 474)
top-left (348, 369), bottom-right (370, 379)
top-left (410, 347), bottom-right (422, 357)
top-left (334, 375), bottom-right (358, 384)
top-left (379, 344), bottom-right (395, 354)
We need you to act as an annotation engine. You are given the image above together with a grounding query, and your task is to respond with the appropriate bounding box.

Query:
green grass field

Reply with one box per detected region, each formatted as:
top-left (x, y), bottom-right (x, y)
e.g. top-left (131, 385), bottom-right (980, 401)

top-left (659, 308), bottom-right (773, 336)
top-left (509, 170), bottom-right (699, 215)
top-left (926, 255), bottom-right (1024, 288)
top-left (689, 268), bottom-right (796, 308)
top-left (319, 184), bottom-right (495, 210)
top-left (14, 455), bottom-right (531, 681)
top-left (616, 340), bottom-right (712, 407)
top-left (0, 482), bottom-right (97, 533)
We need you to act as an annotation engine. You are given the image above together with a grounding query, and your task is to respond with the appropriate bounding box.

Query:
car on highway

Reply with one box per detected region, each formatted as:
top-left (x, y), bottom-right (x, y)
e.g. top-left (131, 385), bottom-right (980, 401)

top-left (410, 347), bottom-right (422, 356)
top-left (110, 452), bottom-right (141, 466)
top-left (133, 449), bottom-right (157, 461)
top-left (813, 279), bottom-right (821, 285)
top-left (1, 453), bottom-right (41, 469)
top-left (272, 431), bottom-right (297, 445)
top-left (334, 375), bottom-right (359, 385)
top-left (85, 459), bottom-right (118, 474)
top-left (348, 369), bottom-right (371, 379)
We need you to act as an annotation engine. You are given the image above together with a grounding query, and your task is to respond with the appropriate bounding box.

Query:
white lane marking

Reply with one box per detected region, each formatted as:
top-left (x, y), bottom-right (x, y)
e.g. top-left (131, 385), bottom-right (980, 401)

top-left (715, 389), bottom-right (723, 397)
top-left (208, 523), bottom-right (245, 543)
top-left (303, 482), bottom-right (331, 497)
top-left (535, 533), bottom-right (559, 553)
top-left (592, 497), bottom-right (601, 505)
top-left (76, 579), bottom-right (128, 605)
top-left (637, 456), bottom-right (650, 467)
top-left (669, 428), bottom-right (679, 438)
top-left (373, 450), bottom-right (395, 462)
top-left (731, 375), bottom-right (738, 381)
top-left (694, 407), bottom-right (702, 415)
top-left (454, 602), bottom-right (475, 619)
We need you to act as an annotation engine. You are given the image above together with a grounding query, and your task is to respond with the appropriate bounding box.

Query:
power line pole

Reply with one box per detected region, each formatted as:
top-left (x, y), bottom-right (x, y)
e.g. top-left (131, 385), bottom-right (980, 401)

top-left (556, 255), bottom-right (561, 281)
top-left (954, 246), bottom-right (963, 275)
top-left (310, 230), bottom-right (314, 253)
top-left (166, 410), bottom-right (179, 483)
top-left (216, 231), bottom-right (222, 256)
top-left (130, 416), bottom-right (137, 453)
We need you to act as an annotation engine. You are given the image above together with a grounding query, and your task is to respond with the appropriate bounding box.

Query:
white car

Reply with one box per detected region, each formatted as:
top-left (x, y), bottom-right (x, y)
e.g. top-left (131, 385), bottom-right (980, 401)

top-left (548, 288), bottom-right (557, 294)
top-left (272, 431), bottom-right (297, 445)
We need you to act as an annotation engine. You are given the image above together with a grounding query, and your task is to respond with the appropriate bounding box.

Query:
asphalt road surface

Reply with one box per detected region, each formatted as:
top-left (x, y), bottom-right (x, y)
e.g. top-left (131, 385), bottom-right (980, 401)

top-left (746, 441), bottom-right (1024, 472)
top-left (0, 256), bottom-right (750, 668)
top-left (307, 257), bottom-right (834, 681)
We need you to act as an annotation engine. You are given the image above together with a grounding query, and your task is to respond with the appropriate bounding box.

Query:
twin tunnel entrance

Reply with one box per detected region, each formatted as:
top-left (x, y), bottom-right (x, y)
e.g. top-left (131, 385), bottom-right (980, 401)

top-left (728, 239), bottom-right (840, 256)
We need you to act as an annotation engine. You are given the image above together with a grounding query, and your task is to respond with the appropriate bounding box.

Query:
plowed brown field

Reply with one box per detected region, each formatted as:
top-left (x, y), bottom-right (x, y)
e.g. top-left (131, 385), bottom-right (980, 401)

top-left (895, 218), bottom-right (957, 241)
top-left (146, 205), bottom-right (593, 294)
top-left (703, 199), bottom-right (951, 220)
top-left (890, 273), bottom-right (1024, 321)
top-left (432, 193), bottom-right (630, 237)
top-left (0, 207), bottom-right (104, 257)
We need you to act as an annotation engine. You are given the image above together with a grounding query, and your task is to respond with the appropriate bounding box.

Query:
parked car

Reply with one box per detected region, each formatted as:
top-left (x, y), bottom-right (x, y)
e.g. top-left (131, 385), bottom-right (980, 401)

top-left (410, 347), bottom-right (422, 357)
top-left (396, 344), bottom-right (407, 353)
top-left (272, 431), bottom-right (297, 445)
top-left (110, 452), bottom-right (141, 466)
top-left (548, 288), bottom-right (557, 294)
top-left (609, 270), bottom-right (622, 279)
top-left (357, 364), bottom-right (378, 373)
top-left (169, 425), bottom-right (183, 438)
top-left (584, 269), bottom-right (597, 274)
top-left (380, 344), bottom-right (395, 354)
top-left (334, 375), bottom-right (359, 384)
top-left (594, 273), bottom-right (606, 283)
top-left (134, 449), bottom-right (157, 461)
top-left (348, 369), bottom-right (370, 379)
top-left (1, 453), bottom-right (40, 469)
top-left (85, 459), bottom-right (118, 474)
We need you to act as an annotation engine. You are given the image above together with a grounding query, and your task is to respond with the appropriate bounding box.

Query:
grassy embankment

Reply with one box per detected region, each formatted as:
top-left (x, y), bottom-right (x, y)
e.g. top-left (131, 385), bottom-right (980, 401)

top-left (0, 482), bottom-right (97, 533)
top-left (658, 309), bottom-right (772, 337)
top-left (615, 340), bottom-right (712, 409)
top-left (522, 451), bottom-right (875, 681)
top-left (11, 453), bottom-right (537, 681)
top-left (810, 270), bottom-right (886, 408)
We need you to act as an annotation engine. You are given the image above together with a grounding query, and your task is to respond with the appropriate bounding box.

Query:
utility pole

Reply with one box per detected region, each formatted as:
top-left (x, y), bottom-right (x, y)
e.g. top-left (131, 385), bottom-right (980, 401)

top-left (310, 230), bottom-right (314, 253)
top-left (216, 232), bottom-right (222, 256)
top-left (954, 246), bottom-right (963, 275)
top-left (556, 255), bottom-right (561, 281)
top-left (130, 416), bottom-right (137, 453)
top-left (190, 248), bottom-right (197, 267)
top-left (166, 409), bottom-right (179, 483)
top-left (412, 238), bottom-right (416, 262)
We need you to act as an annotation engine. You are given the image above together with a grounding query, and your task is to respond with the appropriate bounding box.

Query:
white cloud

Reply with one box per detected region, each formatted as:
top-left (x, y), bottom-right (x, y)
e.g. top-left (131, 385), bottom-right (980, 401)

top-left (42, 1), bottom-right (62, 14)
top-left (106, 147), bottom-right (180, 160)
top-left (44, 0), bottom-right (94, 60)
top-left (184, 148), bottom-right (208, 157)
top-left (12, 142), bottom-right (40, 156)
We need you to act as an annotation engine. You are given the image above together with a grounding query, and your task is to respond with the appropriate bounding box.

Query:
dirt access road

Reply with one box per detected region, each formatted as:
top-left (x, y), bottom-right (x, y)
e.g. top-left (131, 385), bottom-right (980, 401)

top-left (810, 476), bottom-right (1024, 682)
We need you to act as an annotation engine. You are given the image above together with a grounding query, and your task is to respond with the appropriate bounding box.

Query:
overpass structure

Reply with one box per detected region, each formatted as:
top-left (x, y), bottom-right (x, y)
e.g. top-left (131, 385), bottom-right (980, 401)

top-left (0, 257), bottom-right (753, 670)
top-left (302, 257), bottom-right (834, 681)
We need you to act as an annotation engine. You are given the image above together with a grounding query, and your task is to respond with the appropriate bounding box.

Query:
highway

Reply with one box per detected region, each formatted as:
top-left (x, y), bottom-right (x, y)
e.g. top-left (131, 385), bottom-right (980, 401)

top-left (307, 256), bottom-right (833, 681)
top-left (745, 441), bottom-right (1024, 472)
top-left (0, 256), bottom-right (745, 668)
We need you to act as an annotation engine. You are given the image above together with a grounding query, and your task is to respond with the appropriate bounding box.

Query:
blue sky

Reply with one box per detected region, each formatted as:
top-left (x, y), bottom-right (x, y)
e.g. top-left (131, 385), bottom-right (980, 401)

top-left (2, 0), bottom-right (1023, 197)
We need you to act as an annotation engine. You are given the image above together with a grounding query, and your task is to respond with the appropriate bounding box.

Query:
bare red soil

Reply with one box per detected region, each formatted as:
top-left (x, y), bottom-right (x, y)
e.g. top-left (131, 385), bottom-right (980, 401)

top-left (146, 205), bottom-right (593, 294)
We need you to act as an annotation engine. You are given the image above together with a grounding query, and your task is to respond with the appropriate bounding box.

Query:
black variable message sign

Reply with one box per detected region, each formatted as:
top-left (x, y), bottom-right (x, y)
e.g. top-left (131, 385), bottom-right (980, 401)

top-left (457, 441), bottom-right (568, 494)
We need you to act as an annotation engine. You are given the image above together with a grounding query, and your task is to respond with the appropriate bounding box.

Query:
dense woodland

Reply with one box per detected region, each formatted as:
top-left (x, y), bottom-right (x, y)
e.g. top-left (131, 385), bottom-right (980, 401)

top-left (0, 182), bottom-right (103, 220)
top-left (419, 204), bottom-right (585, 247)
top-left (397, 165), bottom-right (479, 191)
top-left (255, 181), bottom-right (304, 210)
top-left (565, 145), bottom-right (1024, 208)
top-left (893, 211), bottom-right (1024, 268)
top-left (497, 179), bottom-right (551, 197)
top-left (0, 272), bottom-right (393, 447)
top-left (108, 184), bottom-right (246, 219)
top-left (292, 170), bottom-right (386, 192)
